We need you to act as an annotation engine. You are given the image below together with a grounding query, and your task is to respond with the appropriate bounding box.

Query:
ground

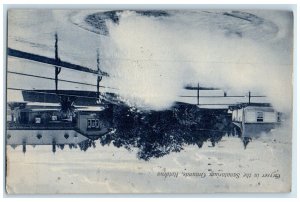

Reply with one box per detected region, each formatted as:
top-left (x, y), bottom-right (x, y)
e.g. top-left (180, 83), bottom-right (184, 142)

top-left (6, 122), bottom-right (292, 194)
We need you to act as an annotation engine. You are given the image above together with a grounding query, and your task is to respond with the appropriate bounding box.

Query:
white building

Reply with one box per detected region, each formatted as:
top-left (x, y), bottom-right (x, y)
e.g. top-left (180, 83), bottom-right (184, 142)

top-left (230, 103), bottom-right (281, 138)
top-left (231, 103), bottom-right (280, 124)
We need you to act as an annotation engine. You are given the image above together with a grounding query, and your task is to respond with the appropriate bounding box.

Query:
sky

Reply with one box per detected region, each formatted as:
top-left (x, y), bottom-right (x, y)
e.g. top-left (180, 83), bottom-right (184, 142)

top-left (7, 10), bottom-right (293, 112)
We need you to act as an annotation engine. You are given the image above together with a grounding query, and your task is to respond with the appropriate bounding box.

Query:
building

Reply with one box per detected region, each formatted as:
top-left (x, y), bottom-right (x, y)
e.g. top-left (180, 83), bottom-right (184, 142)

top-left (6, 102), bottom-right (113, 151)
top-left (229, 103), bottom-right (281, 138)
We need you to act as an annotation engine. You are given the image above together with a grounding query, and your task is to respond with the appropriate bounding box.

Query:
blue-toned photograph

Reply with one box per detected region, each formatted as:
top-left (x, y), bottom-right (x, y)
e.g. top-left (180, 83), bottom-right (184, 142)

top-left (5, 9), bottom-right (293, 194)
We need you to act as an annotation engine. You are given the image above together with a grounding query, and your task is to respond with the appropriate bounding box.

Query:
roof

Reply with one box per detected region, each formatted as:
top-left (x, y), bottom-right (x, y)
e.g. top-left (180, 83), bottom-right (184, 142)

top-left (22, 90), bottom-right (100, 106)
top-left (13, 102), bottom-right (107, 113)
top-left (229, 102), bottom-right (273, 110)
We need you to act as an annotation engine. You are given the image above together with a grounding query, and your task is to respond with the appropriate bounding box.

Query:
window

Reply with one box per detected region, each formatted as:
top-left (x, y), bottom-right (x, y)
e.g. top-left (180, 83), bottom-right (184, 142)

top-left (35, 117), bottom-right (41, 124)
top-left (256, 112), bottom-right (264, 122)
top-left (87, 119), bottom-right (91, 128)
top-left (91, 119), bottom-right (96, 127)
top-left (87, 118), bottom-right (101, 130)
top-left (95, 119), bottom-right (99, 128)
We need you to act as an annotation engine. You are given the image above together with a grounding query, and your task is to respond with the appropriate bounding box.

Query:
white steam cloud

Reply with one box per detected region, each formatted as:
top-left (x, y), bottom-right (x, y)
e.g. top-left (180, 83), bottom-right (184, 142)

top-left (100, 10), bottom-right (293, 113)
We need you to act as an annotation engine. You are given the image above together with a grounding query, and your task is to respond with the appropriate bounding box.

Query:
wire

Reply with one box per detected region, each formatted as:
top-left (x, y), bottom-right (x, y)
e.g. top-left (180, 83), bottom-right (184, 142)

top-left (75, 56), bottom-right (292, 66)
top-left (196, 104), bottom-right (232, 105)
top-left (8, 48), bottom-right (291, 70)
top-left (180, 95), bottom-right (244, 98)
top-left (7, 71), bottom-right (119, 90)
top-left (180, 95), bottom-right (266, 98)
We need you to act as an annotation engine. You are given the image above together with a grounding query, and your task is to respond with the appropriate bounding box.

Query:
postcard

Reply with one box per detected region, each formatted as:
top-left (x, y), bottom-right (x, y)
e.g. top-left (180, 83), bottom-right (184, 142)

top-left (5, 9), bottom-right (294, 194)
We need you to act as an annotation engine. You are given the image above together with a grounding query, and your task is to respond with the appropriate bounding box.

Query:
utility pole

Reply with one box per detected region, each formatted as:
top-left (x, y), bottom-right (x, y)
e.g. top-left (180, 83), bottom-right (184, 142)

top-left (197, 83), bottom-right (200, 105)
top-left (248, 91), bottom-right (251, 104)
top-left (55, 32), bottom-right (61, 92)
top-left (96, 49), bottom-right (102, 102)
